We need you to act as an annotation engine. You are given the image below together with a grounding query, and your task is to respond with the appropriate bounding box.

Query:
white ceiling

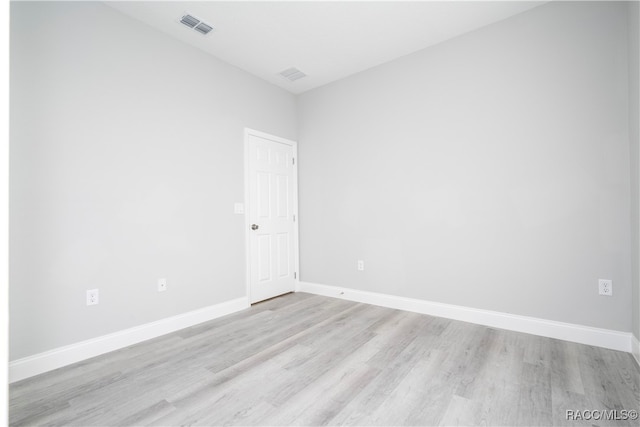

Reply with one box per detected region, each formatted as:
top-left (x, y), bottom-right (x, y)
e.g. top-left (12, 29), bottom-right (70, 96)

top-left (106, 1), bottom-right (547, 94)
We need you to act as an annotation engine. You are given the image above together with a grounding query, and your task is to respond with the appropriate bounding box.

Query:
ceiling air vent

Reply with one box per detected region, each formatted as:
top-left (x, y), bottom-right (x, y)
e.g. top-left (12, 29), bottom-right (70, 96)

top-left (279, 67), bottom-right (307, 82)
top-left (194, 22), bottom-right (214, 35)
top-left (180, 14), bottom-right (200, 28)
top-left (179, 13), bottom-right (214, 35)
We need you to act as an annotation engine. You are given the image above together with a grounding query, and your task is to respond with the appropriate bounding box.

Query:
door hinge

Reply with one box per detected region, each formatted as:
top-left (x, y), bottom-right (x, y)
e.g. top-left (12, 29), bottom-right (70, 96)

top-left (293, 214), bottom-right (296, 222)
top-left (292, 157), bottom-right (295, 165)
top-left (294, 272), bottom-right (297, 279)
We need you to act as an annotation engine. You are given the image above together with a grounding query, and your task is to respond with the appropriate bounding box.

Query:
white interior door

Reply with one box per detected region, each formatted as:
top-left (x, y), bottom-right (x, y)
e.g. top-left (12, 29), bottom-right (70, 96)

top-left (246, 129), bottom-right (298, 304)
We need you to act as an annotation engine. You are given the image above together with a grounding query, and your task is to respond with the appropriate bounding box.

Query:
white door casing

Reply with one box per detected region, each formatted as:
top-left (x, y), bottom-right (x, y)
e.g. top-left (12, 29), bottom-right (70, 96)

top-left (245, 129), bottom-right (298, 304)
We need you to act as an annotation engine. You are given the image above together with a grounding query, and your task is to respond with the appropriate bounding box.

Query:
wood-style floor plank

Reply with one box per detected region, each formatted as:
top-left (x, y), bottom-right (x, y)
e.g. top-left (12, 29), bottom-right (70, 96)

top-left (9, 293), bottom-right (640, 426)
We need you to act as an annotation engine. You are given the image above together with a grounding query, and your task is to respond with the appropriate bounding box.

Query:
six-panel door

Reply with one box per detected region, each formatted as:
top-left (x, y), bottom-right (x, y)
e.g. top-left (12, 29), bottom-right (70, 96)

top-left (248, 133), bottom-right (296, 303)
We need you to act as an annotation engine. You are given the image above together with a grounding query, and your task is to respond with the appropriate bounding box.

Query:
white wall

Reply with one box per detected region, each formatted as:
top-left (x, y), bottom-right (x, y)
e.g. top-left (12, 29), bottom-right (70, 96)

top-left (298, 1), bottom-right (632, 332)
top-left (10, 2), bottom-right (297, 360)
top-left (1, 0), bottom-right (9, 420)
top-left (629, 0), bottom-right (640, 341)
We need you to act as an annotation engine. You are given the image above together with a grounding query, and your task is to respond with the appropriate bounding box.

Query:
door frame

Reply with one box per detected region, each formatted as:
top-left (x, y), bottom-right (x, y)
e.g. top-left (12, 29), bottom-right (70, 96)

top-left (244, 128), bottom-right (300, 305)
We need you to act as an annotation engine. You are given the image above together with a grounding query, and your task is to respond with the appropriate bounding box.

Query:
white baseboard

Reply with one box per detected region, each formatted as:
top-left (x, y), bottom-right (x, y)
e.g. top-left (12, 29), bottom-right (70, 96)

top-left (9, 297), bottom-right (249, 383)
top-left (633, 335), bottom-right (640, 366)
top-left (298, 282), bottom-right (633, 353)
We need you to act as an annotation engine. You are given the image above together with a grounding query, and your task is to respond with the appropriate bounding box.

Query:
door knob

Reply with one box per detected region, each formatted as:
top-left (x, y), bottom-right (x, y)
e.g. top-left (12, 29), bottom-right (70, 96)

top-left (251, 224), bottom-right (259, 230)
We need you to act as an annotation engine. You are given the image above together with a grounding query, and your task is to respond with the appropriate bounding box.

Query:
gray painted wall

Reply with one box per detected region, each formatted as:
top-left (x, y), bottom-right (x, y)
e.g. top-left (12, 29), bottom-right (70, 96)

top-left (11, 0), bottom-right (638, 362)
top-left (630, 0), bottom-right (640, 340)
top-left (298, 1), bottom-right (632, 331)
top-left (10, 2), bottom-right (297, 360)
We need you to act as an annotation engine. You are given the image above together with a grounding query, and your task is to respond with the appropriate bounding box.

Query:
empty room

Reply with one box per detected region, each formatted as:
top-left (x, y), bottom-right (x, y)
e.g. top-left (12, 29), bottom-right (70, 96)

top-left (5, 0), bottom-right (640, 426)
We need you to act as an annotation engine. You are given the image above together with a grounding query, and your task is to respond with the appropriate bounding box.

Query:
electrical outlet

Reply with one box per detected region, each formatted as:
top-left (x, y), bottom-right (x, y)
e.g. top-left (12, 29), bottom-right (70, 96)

top-left (158, 278), bottom-right (167, 292)
top-left (357, 260), bottom-right (364, 271)
top-left (598, 279), bottom-right (612, 296)
top-left (86, 289), bottom-right (99, 306)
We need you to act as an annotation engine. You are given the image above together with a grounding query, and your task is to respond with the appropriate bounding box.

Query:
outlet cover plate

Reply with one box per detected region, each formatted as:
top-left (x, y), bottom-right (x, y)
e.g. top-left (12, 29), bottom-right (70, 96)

top-left (86, 289), bottom-right (99, 306)
top-left (598, 279), bottom-right (612, 296)
top-left (158, 278), bottom-right (167, 292)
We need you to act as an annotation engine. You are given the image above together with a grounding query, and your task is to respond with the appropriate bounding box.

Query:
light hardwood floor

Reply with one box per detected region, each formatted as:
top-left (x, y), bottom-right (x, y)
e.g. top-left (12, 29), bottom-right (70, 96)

top-left (9, 292), bottom-right (640, 426)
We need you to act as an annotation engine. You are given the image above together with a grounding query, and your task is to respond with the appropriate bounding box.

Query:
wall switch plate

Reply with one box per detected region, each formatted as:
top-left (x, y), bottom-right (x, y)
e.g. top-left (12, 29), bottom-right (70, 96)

top-left (158, 278), bottom-right (167, 292)
top-left (598, 279), bottom-right (612, 296)
top-left (86, 289), bottom-right (99, 306)
top-left (234, 203), bottom-right (244, 214)
top-left (357, 260), bottom-right (364, 271)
